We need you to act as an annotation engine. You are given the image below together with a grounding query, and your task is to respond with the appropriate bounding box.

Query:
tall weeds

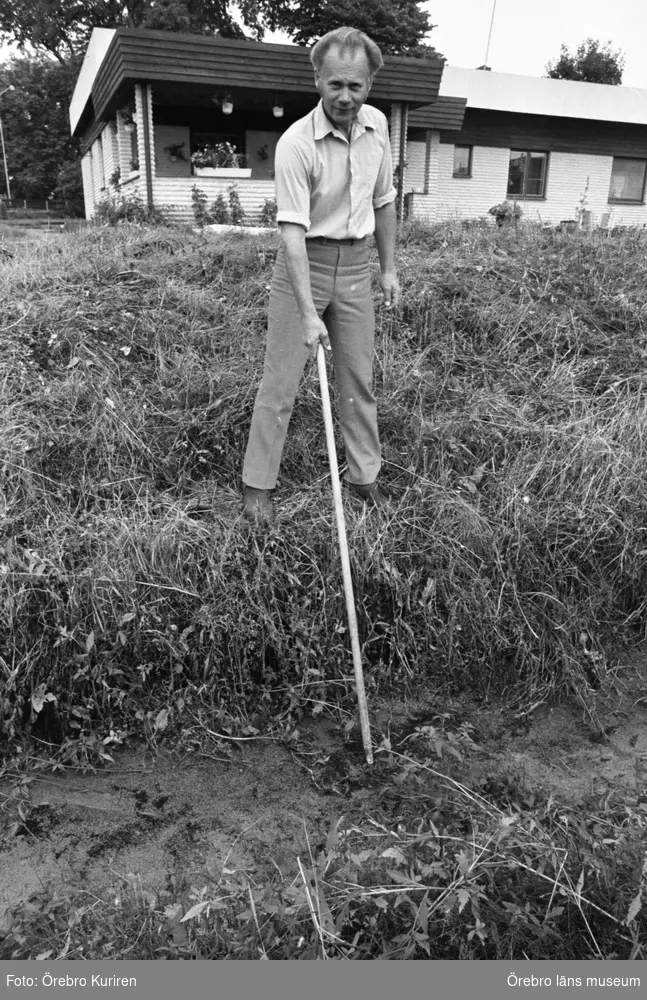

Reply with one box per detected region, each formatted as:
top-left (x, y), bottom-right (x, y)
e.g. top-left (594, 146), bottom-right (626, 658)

top-left (1, 222), bottom-right (646, 749)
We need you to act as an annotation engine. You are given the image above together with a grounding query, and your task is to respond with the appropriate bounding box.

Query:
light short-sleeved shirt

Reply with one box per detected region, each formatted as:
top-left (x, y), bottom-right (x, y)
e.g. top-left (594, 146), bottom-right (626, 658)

top-left (274, 100), bottom-right (396, 239)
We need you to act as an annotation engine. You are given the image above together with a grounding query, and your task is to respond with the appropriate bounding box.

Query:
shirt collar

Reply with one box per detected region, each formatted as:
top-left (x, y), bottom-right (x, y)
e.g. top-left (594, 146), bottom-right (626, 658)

top-left (313, 99), bottom-right (371, 141)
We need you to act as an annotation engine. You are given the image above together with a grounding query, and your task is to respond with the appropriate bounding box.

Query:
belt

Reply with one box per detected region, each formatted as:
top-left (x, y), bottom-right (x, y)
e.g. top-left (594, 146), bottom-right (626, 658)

top-left (306, 236), bottom-right (367, 246)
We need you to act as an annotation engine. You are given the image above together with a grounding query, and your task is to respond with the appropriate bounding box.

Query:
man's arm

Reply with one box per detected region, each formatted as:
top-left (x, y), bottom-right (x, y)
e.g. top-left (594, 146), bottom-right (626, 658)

top-left (279, 222), bottom-right (330, 358)
top-left (374, 201), bottom-right (400, 311)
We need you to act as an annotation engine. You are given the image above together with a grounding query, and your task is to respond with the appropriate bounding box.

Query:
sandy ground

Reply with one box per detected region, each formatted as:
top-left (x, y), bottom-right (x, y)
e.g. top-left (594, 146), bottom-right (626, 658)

top-left (1, 650), bottom-right (646, 922)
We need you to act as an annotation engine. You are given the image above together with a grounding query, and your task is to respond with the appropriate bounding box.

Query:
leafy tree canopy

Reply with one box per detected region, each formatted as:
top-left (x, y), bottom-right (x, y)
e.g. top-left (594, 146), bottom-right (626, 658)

top-left (545, 37), bottom-right (625, 86)
top-left (0, 0), bottom-right (440, 65)
top-left (266, 0), bottom-right (441, 57)
top-left (0, 56), bottom-right (83, 204)
top-left (0, 1), bottom-right (270, 65)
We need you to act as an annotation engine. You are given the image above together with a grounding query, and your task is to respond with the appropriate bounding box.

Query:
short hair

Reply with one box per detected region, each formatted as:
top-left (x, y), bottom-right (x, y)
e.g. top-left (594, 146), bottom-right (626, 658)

top-left (310, 27), bottom-right (384, 77)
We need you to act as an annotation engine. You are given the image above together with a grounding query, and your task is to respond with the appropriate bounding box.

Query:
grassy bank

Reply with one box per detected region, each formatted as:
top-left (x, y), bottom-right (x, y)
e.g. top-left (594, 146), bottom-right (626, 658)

top-left (1, 219), bottom-right (646, 959)
top-left (2, 221), bottom-right (647, 754)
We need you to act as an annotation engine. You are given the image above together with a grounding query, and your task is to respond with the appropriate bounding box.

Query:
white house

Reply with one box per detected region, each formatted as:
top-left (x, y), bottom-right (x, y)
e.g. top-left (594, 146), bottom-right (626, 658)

top-left (69, 27), bottom-right (442, 224)
top-left (70, 29), bottom-right (647, 229)
top-left (405, 67), bottom-right (647, 227)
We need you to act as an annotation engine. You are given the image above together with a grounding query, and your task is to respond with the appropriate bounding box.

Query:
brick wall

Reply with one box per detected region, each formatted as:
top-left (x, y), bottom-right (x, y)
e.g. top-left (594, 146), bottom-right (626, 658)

top-left (116, 112), bottom-right (135, 180)
top-left (89, 139), bottom-right (105, 211)
top-left (100, 123), bottom-right (118, 188)
top-left (407, 144), bottom-right (509, 222)
top-left (407, 140), bottom-right (427, 193)
top-left (152, 177), bottom-right (277, 224)
top-left (80, 153), bottom-right (95, 218)
top-left (407, 140), bottom-right (647, 227)
top-left (518, 152), bottom-right (647, 227)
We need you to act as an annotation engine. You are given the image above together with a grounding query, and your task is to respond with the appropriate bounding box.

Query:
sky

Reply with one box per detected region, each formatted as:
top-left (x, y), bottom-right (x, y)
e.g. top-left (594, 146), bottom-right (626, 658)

top-left (419, 0), bottom-right (647, 88)
top-left (1, 1), bottom-right (646, 89)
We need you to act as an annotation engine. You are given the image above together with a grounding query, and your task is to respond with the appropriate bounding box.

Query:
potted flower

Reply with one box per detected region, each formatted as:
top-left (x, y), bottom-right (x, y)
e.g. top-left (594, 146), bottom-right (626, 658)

top-left (120, 102), bottom-right (136, 134)
top-left (164, 142), bottom-right (188, 163)
top-left (191, 141), bottom-right (251, 178)
top-left (488, 199), bottom-right (523, 227)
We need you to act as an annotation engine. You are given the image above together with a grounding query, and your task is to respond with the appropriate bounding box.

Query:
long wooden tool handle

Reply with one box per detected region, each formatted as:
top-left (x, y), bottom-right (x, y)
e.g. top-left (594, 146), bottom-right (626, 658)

top-left (317, 343), bottom-right (373, 765)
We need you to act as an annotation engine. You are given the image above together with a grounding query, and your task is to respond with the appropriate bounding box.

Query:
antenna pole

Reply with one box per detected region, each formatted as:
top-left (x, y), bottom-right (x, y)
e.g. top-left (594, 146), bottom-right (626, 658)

top-left (484, 0), bottom-right (498, 68)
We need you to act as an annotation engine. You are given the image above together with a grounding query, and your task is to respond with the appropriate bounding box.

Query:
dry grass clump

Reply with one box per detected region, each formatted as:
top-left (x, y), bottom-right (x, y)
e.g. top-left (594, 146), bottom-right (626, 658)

top-left (1, 221), bottom-right (647, 752)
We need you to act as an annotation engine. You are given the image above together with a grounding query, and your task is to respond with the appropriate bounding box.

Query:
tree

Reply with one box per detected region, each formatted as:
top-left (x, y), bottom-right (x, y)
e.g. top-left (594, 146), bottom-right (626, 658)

top-left (266, 0), bottom-right (440, 56)
top-left (545, 38), bottom-right (624, 86)
top-left (0, 1), bottom-right (270, 66)
top-left (0, 0), bottom-right (442, 66)
top-left (0, 56), bottom-right (83, 202)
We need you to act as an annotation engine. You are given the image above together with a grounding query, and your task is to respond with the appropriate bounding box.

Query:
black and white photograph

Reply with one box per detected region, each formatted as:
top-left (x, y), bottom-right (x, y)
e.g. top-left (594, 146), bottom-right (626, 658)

top-left (0, 0), bottom-right (645, 986)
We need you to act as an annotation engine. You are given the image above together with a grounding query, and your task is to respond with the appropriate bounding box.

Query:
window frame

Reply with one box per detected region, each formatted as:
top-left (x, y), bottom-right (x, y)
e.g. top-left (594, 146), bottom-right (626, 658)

top-left (608, 157), bottom-right (647, 205)
top-left (452, 144), bottom-right (473, 179)
top-left (507, 149), bottom-right (549, 199)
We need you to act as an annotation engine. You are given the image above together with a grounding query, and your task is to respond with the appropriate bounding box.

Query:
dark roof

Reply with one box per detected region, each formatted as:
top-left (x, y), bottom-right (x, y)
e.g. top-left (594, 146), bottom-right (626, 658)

top-left (77, 28), bottom-right (443, 135)
top-left (408, 96), bottom-right (467, 132)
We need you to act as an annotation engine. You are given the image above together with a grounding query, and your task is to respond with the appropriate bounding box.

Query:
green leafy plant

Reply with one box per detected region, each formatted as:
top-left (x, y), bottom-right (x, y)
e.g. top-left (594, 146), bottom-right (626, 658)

top-left (209, 193), bottom-right (230, 224)
top-left (488, 200), bottom-right (522, 227)
top-left (191, 185), bottom-right (210, 228)
top-left (575, 176), bottom-right (590, 228)
top-left (191, 142), bottom-right (248, 169)
top-left (259, 198), bottom-right (277, 227)
top-left (119, 101), bottom-right (136, 126)
top-left (227, 185), bottom-right (245, 226)
top-left (164, 143), bottom-right (188, 162)
top-left (94, 191), bottom-right (166, 225)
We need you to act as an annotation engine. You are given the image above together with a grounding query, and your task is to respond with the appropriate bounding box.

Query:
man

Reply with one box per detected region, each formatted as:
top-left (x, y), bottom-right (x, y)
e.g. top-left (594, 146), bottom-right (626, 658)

top-left (242, 26), bottom-right (401, 522)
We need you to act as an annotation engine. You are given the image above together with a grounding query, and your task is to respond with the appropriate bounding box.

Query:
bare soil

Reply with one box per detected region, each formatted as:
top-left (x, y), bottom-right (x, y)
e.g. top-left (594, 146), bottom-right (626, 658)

top-left (1, 650), bottom-right (646, 924)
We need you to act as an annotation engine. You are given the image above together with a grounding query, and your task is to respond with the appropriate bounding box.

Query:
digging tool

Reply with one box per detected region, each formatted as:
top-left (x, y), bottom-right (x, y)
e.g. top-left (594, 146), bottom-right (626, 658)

top-left (316, 342), bottom-right (373, 765)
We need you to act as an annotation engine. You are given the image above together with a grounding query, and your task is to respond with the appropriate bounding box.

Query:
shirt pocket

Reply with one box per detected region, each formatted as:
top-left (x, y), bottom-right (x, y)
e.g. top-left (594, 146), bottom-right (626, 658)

top-left (358, 134), bottom-right (387, 194)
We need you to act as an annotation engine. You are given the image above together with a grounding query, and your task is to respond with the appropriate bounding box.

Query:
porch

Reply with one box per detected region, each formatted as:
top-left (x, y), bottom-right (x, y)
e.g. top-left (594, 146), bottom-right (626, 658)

top-left (71, 28), bottom-right (445, 224)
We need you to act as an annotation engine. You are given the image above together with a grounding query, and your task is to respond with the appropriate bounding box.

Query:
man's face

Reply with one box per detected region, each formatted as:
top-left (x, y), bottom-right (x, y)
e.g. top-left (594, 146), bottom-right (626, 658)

top-left (314, 46), bottom-right (373, 132)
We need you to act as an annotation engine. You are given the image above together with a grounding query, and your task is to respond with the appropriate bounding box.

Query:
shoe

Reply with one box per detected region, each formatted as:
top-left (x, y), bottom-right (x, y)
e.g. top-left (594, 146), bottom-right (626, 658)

top-left (347, 480), bottom-right (384, 507)
top-left (243, 486), bottom-right (275, 524)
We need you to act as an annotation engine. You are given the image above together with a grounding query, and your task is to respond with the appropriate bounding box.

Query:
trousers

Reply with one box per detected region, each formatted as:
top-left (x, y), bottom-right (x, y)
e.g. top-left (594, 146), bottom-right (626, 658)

top-left (242, 239), bottom-right (381, 490)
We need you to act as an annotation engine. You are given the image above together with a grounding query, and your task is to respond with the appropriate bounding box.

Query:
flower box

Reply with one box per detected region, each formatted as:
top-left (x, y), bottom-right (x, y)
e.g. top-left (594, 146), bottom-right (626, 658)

top-left (194, 167), bottom-right (252, 178)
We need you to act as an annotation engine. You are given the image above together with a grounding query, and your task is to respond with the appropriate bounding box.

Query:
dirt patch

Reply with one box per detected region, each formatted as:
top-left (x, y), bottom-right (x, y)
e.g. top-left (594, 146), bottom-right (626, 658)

top-left (2, 651), bottom-right (646, 922)
top-left (465, 653), bottom-right (647, 802)
top-left (0, 740), bottom-right (337, 917)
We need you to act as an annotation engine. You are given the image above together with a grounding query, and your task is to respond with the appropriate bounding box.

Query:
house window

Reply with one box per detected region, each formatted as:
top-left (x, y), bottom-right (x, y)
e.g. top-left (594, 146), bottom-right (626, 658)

top-left (453, 145), bottom-right (472, 178)
top-left (508, 150), bottom-right (548, 198)
top-left (608, 157), bottom-right (646, 203)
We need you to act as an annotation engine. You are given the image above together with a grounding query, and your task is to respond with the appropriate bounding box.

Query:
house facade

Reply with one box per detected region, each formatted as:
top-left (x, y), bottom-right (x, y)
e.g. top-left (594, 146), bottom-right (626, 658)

top-left (70, 27), bottom-right (443, 225)
top-left (405, 67), bottom-right (647, 228)
top-left (71, 31), bottom-right (647, 230)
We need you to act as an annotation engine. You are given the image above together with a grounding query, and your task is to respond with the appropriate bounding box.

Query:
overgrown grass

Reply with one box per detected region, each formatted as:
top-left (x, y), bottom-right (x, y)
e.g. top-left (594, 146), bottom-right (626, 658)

top-left (2, 220), bottom-right (647, 754)
top-left (1, 218), bottom-right (647, 959)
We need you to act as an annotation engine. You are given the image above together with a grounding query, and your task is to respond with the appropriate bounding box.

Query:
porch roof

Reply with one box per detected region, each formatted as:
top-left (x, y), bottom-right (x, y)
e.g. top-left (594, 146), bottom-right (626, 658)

top-left (408, 96), bottom-right (467, 133)
top-left (71, 27), bottom-right (444, 137)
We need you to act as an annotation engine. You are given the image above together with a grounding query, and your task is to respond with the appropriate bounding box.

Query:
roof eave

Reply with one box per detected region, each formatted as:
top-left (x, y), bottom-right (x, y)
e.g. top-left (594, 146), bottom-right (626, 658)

top-left (72, 27), bottom-right (443, 135)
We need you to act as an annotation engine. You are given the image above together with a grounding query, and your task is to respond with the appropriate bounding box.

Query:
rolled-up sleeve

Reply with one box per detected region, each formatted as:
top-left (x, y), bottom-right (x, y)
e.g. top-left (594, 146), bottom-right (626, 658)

top-left (275, 135), bottom-right (312, 230)
top-left (372, 122), bottom-right (397, 209)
